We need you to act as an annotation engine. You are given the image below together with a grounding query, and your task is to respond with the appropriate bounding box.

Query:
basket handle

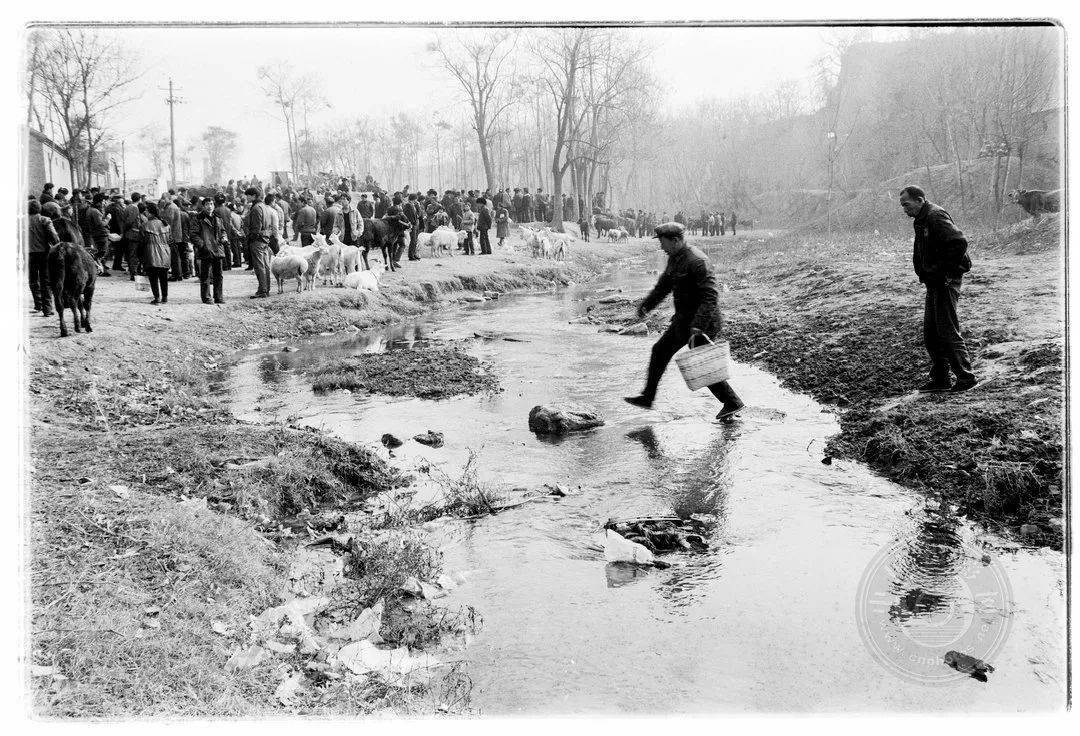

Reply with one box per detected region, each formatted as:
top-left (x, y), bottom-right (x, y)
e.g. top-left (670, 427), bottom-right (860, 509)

top-left (687, 333), bottom-right (714, 349)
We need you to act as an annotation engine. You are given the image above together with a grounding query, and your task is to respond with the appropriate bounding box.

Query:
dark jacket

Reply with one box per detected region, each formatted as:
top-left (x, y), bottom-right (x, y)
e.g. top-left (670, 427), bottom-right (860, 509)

top-left (162, 201), bottom-right (184, 243)
top-left (189, 210), bottom-right (227, 259)
top-left (293, 204), bottom-right (318, 235)
top-left (87, 206), bottom-right (109, 249)
top-left (215, 203), bottom-right (241, 245)
top-left (245, 202), bottom-right (272, 245)
top-left (28, 213), bottom-right (60, 254)
top-left (912, 201), bottom-right (971, 284)
top-left (121, 203), bottom-right (142, 238)
top-left (477, 205), bottom-right (493, 230)
top-left (357, 199), bottom-right (375, 219)
top-left (319, 204), bottom-right (343, 237)
top-left (640, 244), bottom-right (722, 335)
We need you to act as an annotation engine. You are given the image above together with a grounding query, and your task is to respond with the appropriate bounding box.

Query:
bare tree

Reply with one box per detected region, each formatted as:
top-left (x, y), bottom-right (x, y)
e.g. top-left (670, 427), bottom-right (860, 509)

top-left (201, 126), bottom-right (239, 185)
top-left (256, 62), bottom-right (323, 175)
top-left (431, 31), bottom-right (519, 192)
top-left (32, 29), bottom-right (141, 187)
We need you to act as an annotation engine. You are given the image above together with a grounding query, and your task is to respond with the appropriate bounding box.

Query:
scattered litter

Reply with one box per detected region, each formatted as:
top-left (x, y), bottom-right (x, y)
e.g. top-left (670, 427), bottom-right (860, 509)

top-left (327, 599), bottom-right (385, 643)
top-left (604, 529), bottom-right (657, 566)
top-left (225, 645), bottom-right (268, 672)
top-left (211, 620), bottom-right (230, 636)
top-left (336, 640), bottom-right (442, 678)
top-left (109, 484), bottom-right (130, 499)
top-left (264, 639), bottom-right (296, 654)
top-left (401, 577), bottom-right (423, 597)
top-left (274, 672), bottom-right (304, 705)
top-left (604, 517), bottom-right (709, 554)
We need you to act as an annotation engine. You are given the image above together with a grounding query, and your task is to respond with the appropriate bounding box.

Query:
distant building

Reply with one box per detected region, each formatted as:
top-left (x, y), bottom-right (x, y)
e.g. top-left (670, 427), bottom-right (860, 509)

top-left (25, 126), bottom-right (75, 195)
top-left (24, 125), bottom-right (118, 196)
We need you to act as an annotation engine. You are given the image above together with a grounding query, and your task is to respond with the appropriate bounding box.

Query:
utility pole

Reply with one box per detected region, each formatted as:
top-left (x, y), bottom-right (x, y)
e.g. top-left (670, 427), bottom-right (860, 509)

top-left (160, 78), bottom-right (185, 190)
top-left (121, 139), bottom-right (127, 193)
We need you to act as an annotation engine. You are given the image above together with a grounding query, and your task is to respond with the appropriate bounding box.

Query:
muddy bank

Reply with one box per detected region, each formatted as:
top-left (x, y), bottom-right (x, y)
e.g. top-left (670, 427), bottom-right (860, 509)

top-left (24, 244), bottom-right (623, 717)
top-left (582, 224), bottom-right (1064, 548)
top-left (309, 345), bottom-right (499, 399)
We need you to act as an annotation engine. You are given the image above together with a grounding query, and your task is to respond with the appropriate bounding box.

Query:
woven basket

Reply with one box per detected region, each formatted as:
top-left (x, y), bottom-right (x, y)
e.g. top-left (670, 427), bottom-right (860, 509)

top-left (675, 335), bottom-right (731, 390)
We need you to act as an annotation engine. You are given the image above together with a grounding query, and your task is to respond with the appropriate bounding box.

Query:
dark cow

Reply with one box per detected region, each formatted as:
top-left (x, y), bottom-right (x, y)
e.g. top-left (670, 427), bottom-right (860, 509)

top-left (593, 216), bottom-right (617, 236)
top-left (1008, 189), bottom-right (1061, 217)
top-left (47, 219), bottom-right (97, 338)
top-left (359, 216), bottom-right (411, 272)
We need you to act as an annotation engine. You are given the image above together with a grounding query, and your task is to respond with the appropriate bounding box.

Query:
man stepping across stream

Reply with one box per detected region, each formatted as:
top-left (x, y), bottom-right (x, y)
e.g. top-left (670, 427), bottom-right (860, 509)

top-left (624, 221), bottom-right (745, 420)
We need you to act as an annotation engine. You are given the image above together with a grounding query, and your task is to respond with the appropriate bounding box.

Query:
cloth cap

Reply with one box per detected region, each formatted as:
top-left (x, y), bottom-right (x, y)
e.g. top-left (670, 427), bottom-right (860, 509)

top-left (654, 222), bottom-right (685, 239)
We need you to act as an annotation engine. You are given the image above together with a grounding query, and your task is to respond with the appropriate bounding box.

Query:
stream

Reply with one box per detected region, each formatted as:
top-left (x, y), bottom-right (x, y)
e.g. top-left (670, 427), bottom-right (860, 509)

top-left (224, 265), bottom-right (1066, 714)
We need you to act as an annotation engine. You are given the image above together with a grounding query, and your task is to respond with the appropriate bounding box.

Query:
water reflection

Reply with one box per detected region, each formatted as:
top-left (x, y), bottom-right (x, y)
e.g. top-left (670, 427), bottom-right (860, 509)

top-left (887, 510), bottom-right (965, 625)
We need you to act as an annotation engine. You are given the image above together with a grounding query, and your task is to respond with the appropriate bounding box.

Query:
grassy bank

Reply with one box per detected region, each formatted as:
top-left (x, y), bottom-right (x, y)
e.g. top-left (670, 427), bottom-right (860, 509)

top-left (586, 221), bottom-right (1064, 548)
top-left (24, 244), bottom-right (619, 717)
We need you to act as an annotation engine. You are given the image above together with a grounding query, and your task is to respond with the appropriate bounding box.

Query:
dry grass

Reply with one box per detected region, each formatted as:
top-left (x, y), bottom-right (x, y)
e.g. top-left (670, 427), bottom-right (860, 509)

top-left (30, 478), bottom-right (287, 718)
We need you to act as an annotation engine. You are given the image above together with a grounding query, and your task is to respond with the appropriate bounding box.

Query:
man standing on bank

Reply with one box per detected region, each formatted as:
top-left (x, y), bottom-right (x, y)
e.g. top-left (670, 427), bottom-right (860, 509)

top-left (899, 185), bottom-right (978, 393)
top-left (624, 222), bottom-right (745, 420)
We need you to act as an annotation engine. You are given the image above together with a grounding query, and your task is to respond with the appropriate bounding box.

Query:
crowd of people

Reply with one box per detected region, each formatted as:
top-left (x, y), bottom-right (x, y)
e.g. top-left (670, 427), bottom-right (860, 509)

top-left (26, 173), bottom-right (747, 312)
top-left (26, 175), bottom-right (525, 308)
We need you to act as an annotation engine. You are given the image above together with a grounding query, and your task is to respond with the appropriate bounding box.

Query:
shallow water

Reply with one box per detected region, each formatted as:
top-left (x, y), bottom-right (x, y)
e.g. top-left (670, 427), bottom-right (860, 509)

top-left (225, 268), bottom-right (1066, 714)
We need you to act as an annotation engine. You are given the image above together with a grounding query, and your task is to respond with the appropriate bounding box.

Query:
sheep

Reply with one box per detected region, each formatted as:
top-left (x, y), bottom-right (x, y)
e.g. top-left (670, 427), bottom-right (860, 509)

top-left (271, 253), bottom-right (308, 294)
top-left (318, 242), bottom-right (343, 286)
top-left (429, 226), bottom-right (457, 258)
top-left (343, 269), bottom-right (380, 292)
top-left (418, 231), bottom-right (434, 257)
top-left (303, 247), bottom-right (326, 291)
top-left (520, 226), bottom-right (542, 258)
top-left (341, 244), bottom-right (363, 274)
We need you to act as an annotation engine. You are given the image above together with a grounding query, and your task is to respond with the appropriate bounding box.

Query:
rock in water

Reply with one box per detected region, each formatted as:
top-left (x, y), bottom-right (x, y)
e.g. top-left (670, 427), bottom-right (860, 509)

top-left (413, 430), bottom-right (445, 448)
top-left (944, 650), bottom-right (995, 681)
top-left (528, 404), bottom-right (605, 434)
top-left (381, 433), bottom-right (403, 449)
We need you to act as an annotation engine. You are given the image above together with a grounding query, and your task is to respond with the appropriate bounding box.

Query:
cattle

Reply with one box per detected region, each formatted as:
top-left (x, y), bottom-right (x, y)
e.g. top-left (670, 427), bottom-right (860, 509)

top-left (593, 216), bottom-right (617, 237)
top-left (360, 217), bottom-right (409, 272)
top-left (47, 230), bottom-right (97, 338)
top-left (1008, 189), bottom-right (1061, 217)
top-left (271, 253), bottom-right (308, 294)
top-left (607, 228), bottom-right (630, 243)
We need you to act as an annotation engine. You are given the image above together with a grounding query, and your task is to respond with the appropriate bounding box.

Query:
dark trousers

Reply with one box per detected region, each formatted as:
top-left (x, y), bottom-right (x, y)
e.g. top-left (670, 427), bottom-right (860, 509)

top-left (169, 242), bottom-right (186, 280)
top-left (924, 280), bottom-right (975, 383)
top-left (146, 267), bottom-right (169, 301)
top-left (200, 256), bottom-right (224, 303)
top-left (28, 252), bottom-right (52, 312)
top-left (392, 234), bottom-right (407, 264)
top-left (463, 230), bottom-right (475, 255)
top-left (643, 323), bottom-right (741, 406)
top-left (124, 236), bottom-right (141, 277)
top-left (479, 228), bottom-right (491, 255)
top-left (408, 226), bottom-right (419, 259)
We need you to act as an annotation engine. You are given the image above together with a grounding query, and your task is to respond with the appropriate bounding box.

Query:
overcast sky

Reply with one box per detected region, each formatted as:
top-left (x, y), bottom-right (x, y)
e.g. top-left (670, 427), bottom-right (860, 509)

top-left (59, 25), bottom-right (904, 181)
